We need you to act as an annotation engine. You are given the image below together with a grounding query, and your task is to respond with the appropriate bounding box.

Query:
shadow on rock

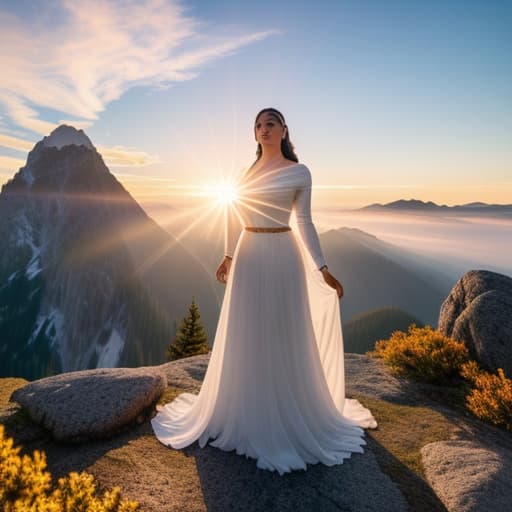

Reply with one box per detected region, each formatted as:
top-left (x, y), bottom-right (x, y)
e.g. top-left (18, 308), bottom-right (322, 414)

top-left (184, 435), bottom-right (408, 512)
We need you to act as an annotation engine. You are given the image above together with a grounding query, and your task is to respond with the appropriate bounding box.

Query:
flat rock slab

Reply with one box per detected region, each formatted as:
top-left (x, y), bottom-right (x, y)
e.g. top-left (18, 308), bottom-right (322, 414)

top-left (182, 438), bottom-right (408, 512)
top-left (344, 353), bottom-right (420, 404)
top-left (42, 421), bottom-right (408, 512)
top-left (421, 440), bottom-right (512, 512)
top-left (10, 367), bottom-right (167, 442)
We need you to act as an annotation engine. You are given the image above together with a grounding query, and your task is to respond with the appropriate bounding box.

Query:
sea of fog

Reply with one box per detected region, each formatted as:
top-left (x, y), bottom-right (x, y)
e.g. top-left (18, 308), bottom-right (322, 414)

top-left (315, 208), bottom-right (512, 278)
top-left (142, 199), bottom-right (512, 280)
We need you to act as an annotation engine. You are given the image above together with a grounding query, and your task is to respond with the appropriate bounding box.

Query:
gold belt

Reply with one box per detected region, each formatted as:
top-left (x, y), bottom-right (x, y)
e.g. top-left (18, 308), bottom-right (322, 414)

top-left (245, 226), bottom-right (291, 233)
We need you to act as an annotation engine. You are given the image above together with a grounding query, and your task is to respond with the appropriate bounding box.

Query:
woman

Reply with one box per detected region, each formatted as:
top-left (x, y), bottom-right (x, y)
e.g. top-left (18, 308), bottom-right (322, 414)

top-left (151, 107), bottom-right (377, 475)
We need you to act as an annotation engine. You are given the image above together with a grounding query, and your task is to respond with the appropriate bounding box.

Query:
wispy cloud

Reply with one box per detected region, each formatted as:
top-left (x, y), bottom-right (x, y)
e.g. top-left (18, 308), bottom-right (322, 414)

top-left (114, 173), bottom-right (177, 183)
top-left (0, 0), bottom-right (278, 135)
top-left (0, 155), bottom-right (25, 172)
top-left (98, 145), bottom-right (161, 167)
top-left (0, 134), bottom-right (34, 153)
top-left (0, 133), bottom-right (160, 169)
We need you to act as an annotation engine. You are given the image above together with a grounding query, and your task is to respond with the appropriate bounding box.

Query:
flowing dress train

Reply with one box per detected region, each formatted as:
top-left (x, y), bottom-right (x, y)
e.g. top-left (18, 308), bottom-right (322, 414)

top-left (151, 162), bottom-right (377, 475)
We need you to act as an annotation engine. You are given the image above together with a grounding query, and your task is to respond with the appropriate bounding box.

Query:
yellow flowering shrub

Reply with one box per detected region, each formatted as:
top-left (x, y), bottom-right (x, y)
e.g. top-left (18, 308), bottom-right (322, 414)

top-left (460, 361), bottom-right (512, 431)
top-left (371, 323), bottom-right (470, 383)
top-left (0, 424), bottom-right (139, 511)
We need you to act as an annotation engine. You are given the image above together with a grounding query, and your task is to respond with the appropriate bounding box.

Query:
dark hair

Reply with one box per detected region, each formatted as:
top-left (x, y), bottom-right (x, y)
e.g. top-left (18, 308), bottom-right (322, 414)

top-left (252, 107), bottom-right (299, 165)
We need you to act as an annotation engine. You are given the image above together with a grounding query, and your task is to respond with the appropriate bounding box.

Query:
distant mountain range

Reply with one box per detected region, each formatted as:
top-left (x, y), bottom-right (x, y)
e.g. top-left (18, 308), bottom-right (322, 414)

top-left (319, 227), bottom-right (454, 326)
top-left (150, 208), bottom-right (458, 328)
top-left (359, 199), bottom-right (512, 214)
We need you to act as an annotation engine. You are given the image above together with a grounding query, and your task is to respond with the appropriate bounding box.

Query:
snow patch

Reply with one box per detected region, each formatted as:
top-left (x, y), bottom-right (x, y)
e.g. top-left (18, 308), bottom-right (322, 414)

top-left (46, 309), bottom-right (64, 345)
top-left (27, 308), bottom-right (64, 347)
top-left (96, 329), bottom-right (124, 368)
top-left (14, 213), bottom-right (45, 279)
top-left (42, 124), bottom-right (94, 150)
top-left (21, 166), bottom-right (34, 185)
top-left (27, 315), bottom-right (44, 345)
top-left (26, 254), bottom-right (42, 279)
top-left (15, 213), bottom-right (36, 250)
top-left (7, 271), bottom-right (19, 283)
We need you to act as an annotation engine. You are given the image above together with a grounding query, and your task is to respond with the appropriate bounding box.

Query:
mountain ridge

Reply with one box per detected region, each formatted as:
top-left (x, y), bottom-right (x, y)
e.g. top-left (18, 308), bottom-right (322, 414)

top-left (359, 198), bottom-right (512, 212)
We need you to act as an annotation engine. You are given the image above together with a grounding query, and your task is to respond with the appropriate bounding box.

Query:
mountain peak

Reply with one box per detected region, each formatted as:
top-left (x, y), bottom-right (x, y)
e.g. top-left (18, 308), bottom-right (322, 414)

top-left (42, 124), bottom-right (94, 150)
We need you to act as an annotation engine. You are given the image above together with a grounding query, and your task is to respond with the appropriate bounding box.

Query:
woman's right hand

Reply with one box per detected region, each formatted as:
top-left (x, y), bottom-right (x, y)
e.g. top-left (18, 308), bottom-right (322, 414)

top-left (215, 256), bottom-right (232, 284)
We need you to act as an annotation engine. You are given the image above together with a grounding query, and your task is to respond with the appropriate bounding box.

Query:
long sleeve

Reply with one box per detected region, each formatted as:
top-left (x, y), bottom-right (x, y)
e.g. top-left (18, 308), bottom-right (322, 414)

top-left (224, 205), bottom-right (243, 258)
top-left (293, 167), bottom-right (327, 269)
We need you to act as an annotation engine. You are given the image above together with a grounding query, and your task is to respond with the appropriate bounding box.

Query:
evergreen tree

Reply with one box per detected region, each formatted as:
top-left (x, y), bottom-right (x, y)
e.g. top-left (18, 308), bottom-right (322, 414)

top-left (167, 297), bottom-right (209, 361)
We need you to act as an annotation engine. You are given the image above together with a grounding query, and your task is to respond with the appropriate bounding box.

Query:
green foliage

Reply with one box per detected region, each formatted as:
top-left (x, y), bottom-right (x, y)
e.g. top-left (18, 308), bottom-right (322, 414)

top-left (370, 323), bottom-right (470, 383)
top-left (167, 297), bottom-right (209, 361)
top-left (460, 361), bottom-right (512, 431)
top-left (0, 269), bottom-right (176, 378)
top-left (344, 307), bottom-right (424, 354)
top-left (0, 270), bottom-right (62, 380)
top-left (116, 277), bottom-right (175, 367)
top-left (0, 245), bottom-right (32, 285)
top-left (0, 424), bottom-right (139, 511)
top-left (371, 323), bottom-right (512, 432)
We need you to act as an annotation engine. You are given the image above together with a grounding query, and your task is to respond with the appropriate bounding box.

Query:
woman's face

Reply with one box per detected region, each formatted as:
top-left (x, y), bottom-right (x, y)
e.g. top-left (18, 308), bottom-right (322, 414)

top-left (254, 112), bottom-right (286, 147)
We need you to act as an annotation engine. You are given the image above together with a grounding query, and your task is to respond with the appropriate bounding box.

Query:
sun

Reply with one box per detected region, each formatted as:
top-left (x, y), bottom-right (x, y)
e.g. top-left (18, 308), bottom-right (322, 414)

top-left (215, 184), bottom-right (239, 204)
top-left (204, 181), bottom-right (240, 205)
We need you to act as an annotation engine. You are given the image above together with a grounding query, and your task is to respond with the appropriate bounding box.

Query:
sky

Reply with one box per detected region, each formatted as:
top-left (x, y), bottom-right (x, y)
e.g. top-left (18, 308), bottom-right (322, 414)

top-left (0, 0), bottom-right (511, 209)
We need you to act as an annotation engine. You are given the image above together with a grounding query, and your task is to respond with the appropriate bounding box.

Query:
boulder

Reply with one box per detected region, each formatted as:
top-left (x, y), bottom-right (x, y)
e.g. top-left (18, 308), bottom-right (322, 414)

top-left (421, 440), bottom-right (512, 511)
top-left (438, 269), bottom-right (512, 375)
top-left (10, 366), bottom-right (166, 442)
top-left (159, 353), bottom-right (209, 392)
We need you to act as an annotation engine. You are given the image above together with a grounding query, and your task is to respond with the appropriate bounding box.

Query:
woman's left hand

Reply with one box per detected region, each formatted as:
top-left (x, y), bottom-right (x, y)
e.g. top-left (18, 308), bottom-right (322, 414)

top-left (320, 267), bottom-right (344, 298)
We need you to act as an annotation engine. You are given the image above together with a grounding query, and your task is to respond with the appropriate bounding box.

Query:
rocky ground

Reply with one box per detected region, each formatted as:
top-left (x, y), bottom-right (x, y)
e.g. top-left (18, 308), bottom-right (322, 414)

top-left (2, 353), bottom-right (512, 511)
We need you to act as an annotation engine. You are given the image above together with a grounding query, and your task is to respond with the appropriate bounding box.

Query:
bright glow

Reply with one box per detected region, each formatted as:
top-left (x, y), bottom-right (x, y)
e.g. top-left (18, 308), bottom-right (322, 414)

top-left (204, 182), bottom-right (240, 205)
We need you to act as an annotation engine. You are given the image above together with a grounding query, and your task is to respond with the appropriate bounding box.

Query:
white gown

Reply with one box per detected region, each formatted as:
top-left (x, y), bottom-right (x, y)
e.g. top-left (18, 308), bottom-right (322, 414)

top-left (151, 162), bottom-right (377, 475)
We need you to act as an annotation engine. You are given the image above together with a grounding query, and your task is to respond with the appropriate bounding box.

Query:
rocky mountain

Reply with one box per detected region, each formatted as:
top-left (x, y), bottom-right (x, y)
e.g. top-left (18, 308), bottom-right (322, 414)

top-left (0, 125), bottom-right (219, 379)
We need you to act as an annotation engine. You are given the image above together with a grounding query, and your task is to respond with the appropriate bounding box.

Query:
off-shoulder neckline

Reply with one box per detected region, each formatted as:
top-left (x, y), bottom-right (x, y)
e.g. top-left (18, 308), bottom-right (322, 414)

top-left (243, 162), bottom-right (304, 178)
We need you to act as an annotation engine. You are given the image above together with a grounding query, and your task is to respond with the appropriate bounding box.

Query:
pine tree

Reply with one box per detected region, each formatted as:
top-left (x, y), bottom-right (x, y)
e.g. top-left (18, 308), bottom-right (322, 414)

top-left (167, 297), bottom-right (210, 361)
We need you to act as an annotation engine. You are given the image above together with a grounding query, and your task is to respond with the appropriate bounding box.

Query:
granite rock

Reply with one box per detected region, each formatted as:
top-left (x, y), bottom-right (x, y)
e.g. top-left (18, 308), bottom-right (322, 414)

top-left (438, 269), bottom-right (512, 375)
top-left (421, 440), bottom-right (512, 512)
top-left (10, 366), bottom-right (166, 442)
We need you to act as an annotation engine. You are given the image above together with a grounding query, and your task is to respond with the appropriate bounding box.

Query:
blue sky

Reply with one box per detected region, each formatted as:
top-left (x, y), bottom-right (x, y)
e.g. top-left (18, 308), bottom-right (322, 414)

top-left (0, 0), bottom-right (510, 207)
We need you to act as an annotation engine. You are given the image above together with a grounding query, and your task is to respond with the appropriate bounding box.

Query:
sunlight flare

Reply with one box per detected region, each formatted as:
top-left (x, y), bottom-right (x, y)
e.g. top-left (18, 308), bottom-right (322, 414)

top-left (202, 181), bottom-right (240, 206)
